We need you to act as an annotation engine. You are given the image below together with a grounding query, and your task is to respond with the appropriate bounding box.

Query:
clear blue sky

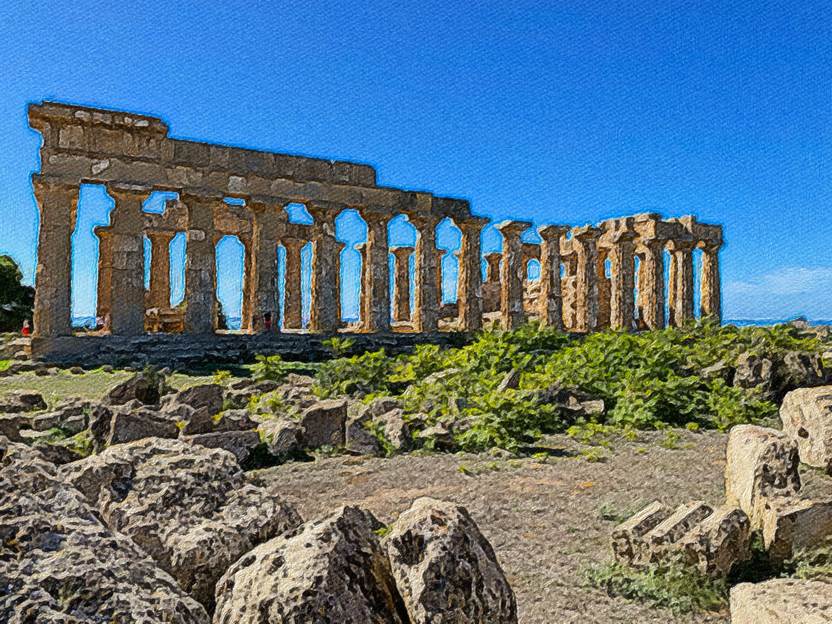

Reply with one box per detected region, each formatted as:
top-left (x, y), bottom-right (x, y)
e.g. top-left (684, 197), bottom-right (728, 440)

top-left (1, 1), bottom-right (830, 322)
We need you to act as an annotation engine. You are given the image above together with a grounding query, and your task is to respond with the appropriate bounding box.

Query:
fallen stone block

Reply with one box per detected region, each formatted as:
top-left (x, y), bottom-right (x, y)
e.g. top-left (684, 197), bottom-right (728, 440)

top-left (611, 501), bottom-right (671, 565)
top-left (0, 414), bottom-right (24, 441)
top-left (182, 430), bottom-right (261, 463)
top-left (384, 497), bottom-right (518, 624)
top-left (0, 436), bottom-right (209, 623)
top-left (763, 496), bottom-right (832, 562)
top-left (105, 371), bottom-right (166, 406)
top-left (643, 501), bottom-right (713, 563)
top-left (0, 390), bottom-right (46, 413)
top-left (377, 408), bottom-right (412, 452)
top-left (725, 424), bottom-right (801, 529)
top-left (780, 386), bottom-right (832, 473)
top-left (60, 437), bottom-right (302, 610)
top-left (258, 418), bottom-right (302, 456)
top-left (299, 398), bottom-right (347, 448)
top-left (214, 505), bottom-right (406, 624)
top-left (679, 505), bottom-right (751, 576)
top-left (730, 578), bottom-right (832, 624)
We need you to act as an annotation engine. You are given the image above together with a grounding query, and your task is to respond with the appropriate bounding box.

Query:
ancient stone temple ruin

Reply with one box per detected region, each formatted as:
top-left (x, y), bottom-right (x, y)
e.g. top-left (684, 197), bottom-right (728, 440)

top-left (27, 101), bottom-right (722, 363)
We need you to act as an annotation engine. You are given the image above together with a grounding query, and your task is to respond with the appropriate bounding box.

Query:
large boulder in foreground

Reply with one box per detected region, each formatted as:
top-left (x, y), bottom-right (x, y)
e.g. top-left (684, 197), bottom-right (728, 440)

top-left (214, 505), bottom-right (407, 624)
top-left (725, 425), bottom-right (801, 529)
top-left (59, 437), bottom-right (301, 610)
top-left (383, 497), bottom-right (518, 624)
top-left (105, 370), bottom-right (167, 406)
top-left (780, 385), bottom-right (832, 473)
top-left (0, 436), bottom-right (209, 623)
top-left (730, 578), bottom-right (832, 623)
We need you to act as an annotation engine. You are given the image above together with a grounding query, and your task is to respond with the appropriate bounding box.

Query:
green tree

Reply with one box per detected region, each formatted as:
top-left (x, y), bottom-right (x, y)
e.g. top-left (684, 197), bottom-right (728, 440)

top-left (0, 255), bottom-right (34, 332)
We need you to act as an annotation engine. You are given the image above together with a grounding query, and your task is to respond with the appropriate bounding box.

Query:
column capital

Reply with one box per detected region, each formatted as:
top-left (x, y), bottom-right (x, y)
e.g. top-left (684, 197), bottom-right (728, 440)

top-left (457, 215), bottom-right (489, 231)
top-left (571, 225), bottom-right (602, 241)
top-left (408, 212), bottom-right (440, 230)
top-left (496, 220), bottom-right (532, 237)
top-left (390, 246), bottom-right (414, 260)
top-left (282, 236), bottom-right (306, 251)
top-left (106, 183), bottom-right (152, 202)
top-left (666, 239), bottom-right (697, 253)
top-left (698, 240), bottom-right (722, 254)
top-left (538, 224), bottom-right (569, 241)
top-left (146, 228), bottom-right (176, 242)
top-left (32, 174), bottom-right (79, 201)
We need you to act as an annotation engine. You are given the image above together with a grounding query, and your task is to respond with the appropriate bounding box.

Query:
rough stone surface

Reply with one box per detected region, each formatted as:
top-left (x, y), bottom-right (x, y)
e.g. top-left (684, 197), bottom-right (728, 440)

top-left (0, 436), bottom-right (209, 624)
top-left (0, 390), bottom-right (46, 413)
top-left (182, 430), bottom-right (261, 463)
top-left (213, 505), bottom-right (408, 624)
top-left (345, 409), bottom-right (383, 456)
top-left (384, 497), bottom-right (518, 624)
top-left (679, 506), bottom-right (751, 576)
top-left (0, 415), bottom-right (24, 441)
top-left (611, 501), bottom-right (670, 565)
top-left (780, 385), bottom-right (832, 473)
top-left (730, 578), bottom-right (832, 624)
top-left (642, 501), bottom-right (713, 562)
top-left (725, 424), bottom-right (802, 529)
top-left (299, 398), bottom-right (347, 448)
top-left (59, 437), bottom-right (302, 610)
top-left (377, 408), bottom-right (413, 451)
top-left (105, 371), bottom-right (166, 405)
top-left (762, 496), bottom-right (832, 561)
top-left (258, 418), bottom-right (302, 456)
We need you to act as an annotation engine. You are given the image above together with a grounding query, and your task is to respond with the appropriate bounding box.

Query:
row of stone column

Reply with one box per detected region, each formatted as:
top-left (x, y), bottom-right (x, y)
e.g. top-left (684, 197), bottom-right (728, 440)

top-left (491, 220), bottom-right (721, 332)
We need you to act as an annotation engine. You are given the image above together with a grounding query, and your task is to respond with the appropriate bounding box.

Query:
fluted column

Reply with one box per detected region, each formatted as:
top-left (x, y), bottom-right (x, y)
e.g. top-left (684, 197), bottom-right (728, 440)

top-left (561, 253), bottom-right (577, 331)
top-left (248, 201), bottom-right (282, 333)
top-left (572, 226), bottom-right (602, 333)
top-left (95, 226), bottom-right (113, 321)
top-left (496, 220), bottom-right (531, 330)
top-left (411, 211), bottom-right (440, 333)
top-left (636, 239), bottom-right (666, 330)
top-left (484, 253), bottom-right (501, 283)
top-left (700, 242), bottom-right (722, 321)
top-left (32, 175), bottom-right (78, 337)
top-left (147, 230), bottom-right (173, 309)
top-left (182, 192), bottom-right (217, 334)
top-left (391, 247), bottom-right (412, 323)
top-left (361, 212), bottom-right (391, 332)
top-left (240, 237), bottom-right (253, 331)
top-left (308, 203), bottom-right (340, 332)
top-left (608, 232), bottom-right (637, 331)
top-left (457, 217), bottom-right (486, 331)
top-left (108, 185), bottom-right (150, 336)
top-left (668, 240), bottom-right (696, 326)
top-left (538, 225), bottom-right (567, 329)
top-left (596, 248), bottom-right (611, 329)
top-left (282, 237), bottom-right (305, 330)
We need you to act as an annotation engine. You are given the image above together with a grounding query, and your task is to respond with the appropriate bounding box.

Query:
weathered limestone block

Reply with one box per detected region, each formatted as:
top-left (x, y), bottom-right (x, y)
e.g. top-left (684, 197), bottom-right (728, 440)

top-left (642, 501), bottom-right (713, 562)
top-left (377, 408), bottom-right (412, 451)
top-left (181, 430), bottom-right (261, 463)
top-left (299, 398), bottom-right (348, 448)
top-left (107, 407), bottom-right (180, 446)
top-left (345, 407), bottom-right (383, 456)
top-left (730, 578), bottom-right (832, 624)
top-left (258, 418), bottom-right (302, 456)
top-left (611, 501), bottom-right (670, 565)
top-left (383, 497), bottom-right (518, 624)
top-left (762, 497), bottom-right (832, 562)
top-left (105, 370), bottom-right (167, 405)
top-left (725, 425), bottom-right (801, 529)
top-left (60, 437), bottom-right (302, 610)
top-left (213, 506), bottom-right (407, 624)
top-left (0, 437), bottom-right (209, 624)
top-left (0, 415), bottom-right (24, 441)
top-left (679, 506), bottom-right (751, 576)
top-left (780, 386), bottom-right (832, 472)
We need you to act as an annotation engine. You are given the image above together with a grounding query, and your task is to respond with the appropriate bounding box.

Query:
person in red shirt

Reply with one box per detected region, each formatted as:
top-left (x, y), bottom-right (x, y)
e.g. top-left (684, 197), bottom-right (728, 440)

top-left (21, 320), bottom-right (31, 336)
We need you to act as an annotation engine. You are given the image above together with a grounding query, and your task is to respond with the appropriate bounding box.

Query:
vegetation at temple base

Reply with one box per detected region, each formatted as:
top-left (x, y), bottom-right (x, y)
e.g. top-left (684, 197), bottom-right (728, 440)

top-left (312, 320), bottom-right (827, 453)
top-left (0, 255), bottom-right (34, 332)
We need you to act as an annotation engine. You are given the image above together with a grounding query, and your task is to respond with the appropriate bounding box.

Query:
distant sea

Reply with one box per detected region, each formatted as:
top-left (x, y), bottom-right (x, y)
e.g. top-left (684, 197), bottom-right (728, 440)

top-left (69, 316), bottom-right (832, 330)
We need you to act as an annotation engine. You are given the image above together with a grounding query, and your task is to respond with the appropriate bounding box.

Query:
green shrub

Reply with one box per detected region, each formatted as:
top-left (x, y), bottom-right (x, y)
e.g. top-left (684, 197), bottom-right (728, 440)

top-left (252, 354), bottom-right (291, 382)
top-left (314, 349), bottom-right (396, 398)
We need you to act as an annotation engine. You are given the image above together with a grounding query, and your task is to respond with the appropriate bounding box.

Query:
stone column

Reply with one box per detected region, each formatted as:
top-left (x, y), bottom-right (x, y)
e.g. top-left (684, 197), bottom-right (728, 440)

top-left (596, 249), bottom-right (611, 329)
top-left (308, 204), bottom-right (340, 333)
top-left (336, 241), bottom-right (345, 326)
top-left (636, 239), bottom-right (666, 330)
top-left (182, 193), bottom-right (217, 334)
top-left (668, 240), bottom-right (695, 326)
top-left (249, 201), bottom-right (282, 333)
top-left (32, 175), bottom-right (78, 337)
top-left (391, 247), bottom-right (412, 323)
top-left (561, 252), bottom-right (577, 331)
top-left (282, 238), bottom-right (305, 330)
top-left (240, 237), bottom-right (253, 331)
top-left (95, 227), bottom-right (113, 320)
top-left (538, 225), bottom-right (567, 329)
top-left (700, 242), bottom-right (722, 321)
top-left (608, 232), bottom-right (637, 331)
top-left (411, 211), bottom-right (440, 333)
top-left (147, 230), bottom-right (173, 309)
top-left (361, 213), bottom-right (391, 332)
top-left (457, 217), bottom-right (486, 331)
top-left (496, 220), bottom-right (531, 330)
top-left (108, 185), bottom-right (149, 336)
top-left (484, 253), bottom-right (501, 283)
top-left (572, 226), bottom-right (602, 333)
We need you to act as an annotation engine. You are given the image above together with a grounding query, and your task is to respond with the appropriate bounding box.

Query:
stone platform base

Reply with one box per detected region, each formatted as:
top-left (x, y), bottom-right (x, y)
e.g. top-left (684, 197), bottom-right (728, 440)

top-left (28, 331), bottom-right (473, 368)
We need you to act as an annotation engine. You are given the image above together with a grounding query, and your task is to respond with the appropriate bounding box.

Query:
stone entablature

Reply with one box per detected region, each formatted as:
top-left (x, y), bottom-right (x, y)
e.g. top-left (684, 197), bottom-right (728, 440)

top-left (28, 101), bottom-right (723, 348)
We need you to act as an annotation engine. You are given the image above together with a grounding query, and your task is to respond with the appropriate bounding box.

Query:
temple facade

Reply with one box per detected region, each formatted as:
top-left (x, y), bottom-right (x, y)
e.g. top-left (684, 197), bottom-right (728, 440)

top-left (28, 101), bottom-right (722, 350)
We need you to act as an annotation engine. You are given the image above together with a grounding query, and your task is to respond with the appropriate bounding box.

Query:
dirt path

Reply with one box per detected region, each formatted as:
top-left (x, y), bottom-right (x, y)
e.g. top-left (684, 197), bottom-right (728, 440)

top-left (256, 430), bottom-right (752, 624)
